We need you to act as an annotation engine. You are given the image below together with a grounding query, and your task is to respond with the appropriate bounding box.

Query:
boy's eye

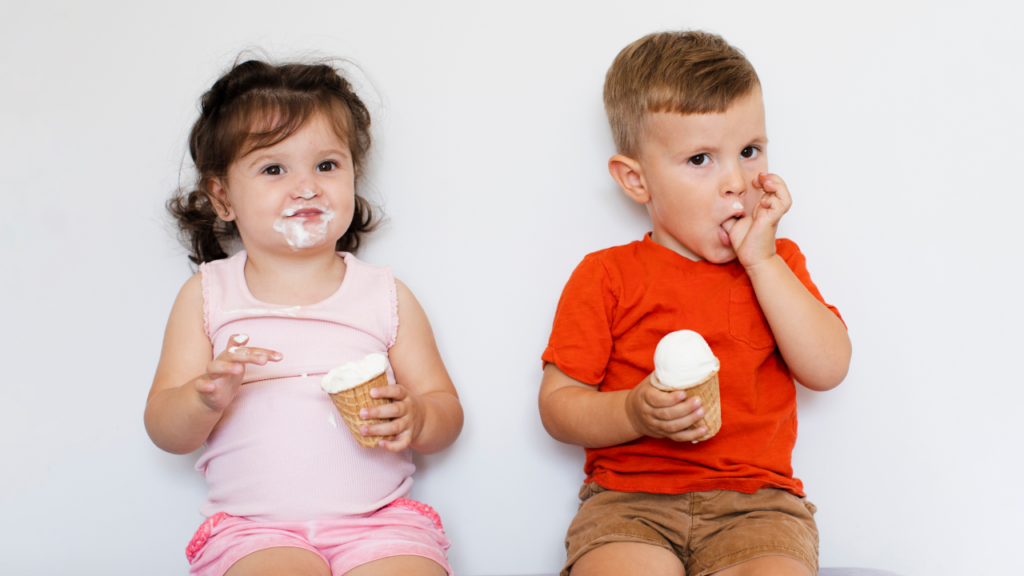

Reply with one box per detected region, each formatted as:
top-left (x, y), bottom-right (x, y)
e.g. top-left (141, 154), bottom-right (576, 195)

top-left (689, 154), bottom-right (708, 166)
top-left (741, 146), bottom-right (759, 159)
top-left (263, 165), bottom-right (283, 176)
top-left (317, 161), bottom-right (337, 172)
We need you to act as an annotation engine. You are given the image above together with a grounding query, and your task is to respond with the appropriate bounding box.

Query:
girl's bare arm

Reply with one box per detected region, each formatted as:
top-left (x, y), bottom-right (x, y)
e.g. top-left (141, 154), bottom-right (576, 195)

top-left (361, 280), bottom-right (464, 454)
top-left (144, 273), bottom-right (280, 454)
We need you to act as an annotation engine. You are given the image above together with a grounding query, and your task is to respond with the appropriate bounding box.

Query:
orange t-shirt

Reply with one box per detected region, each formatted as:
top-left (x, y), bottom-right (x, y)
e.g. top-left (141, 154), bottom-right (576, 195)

top-left (541, 234), bottom-right (844, 496)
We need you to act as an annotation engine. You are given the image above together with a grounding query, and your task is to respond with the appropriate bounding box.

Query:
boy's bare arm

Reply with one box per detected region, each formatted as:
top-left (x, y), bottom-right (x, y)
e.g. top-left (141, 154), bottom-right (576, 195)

top-left (728, 173), bottom-right (851, 391)
top-left (746, 257), bottom-right (850, 390)
top-left (539, 364), bottom-right (708, 448)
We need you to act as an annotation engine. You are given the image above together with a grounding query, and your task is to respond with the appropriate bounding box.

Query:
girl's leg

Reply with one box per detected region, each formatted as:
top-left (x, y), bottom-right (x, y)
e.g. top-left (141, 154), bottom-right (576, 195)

top-left (224, 547), bottom-right (331, 576)
top-left (341, 555), bottom-right (447, 576)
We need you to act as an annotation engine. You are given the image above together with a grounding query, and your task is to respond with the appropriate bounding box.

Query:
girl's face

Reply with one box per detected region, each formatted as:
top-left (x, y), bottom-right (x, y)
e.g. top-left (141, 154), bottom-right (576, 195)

top-left (212, 114), bottom-right (356, 256)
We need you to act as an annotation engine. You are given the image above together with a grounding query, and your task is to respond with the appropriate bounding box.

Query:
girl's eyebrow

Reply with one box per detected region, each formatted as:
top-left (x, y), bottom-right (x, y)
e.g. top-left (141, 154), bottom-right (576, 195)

top-left (243, 152), bottom-right (277, 170)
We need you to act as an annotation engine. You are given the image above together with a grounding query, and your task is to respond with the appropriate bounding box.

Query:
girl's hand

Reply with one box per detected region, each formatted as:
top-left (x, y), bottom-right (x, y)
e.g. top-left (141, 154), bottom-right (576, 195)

top-left (624, 373), bottom-right (708, 442)
top-left (726, 172), bottom-right (793, 269)
top-left (194, 334), bottom-right (282, 412)
top-left (358, 384), bottom-right (425, 452)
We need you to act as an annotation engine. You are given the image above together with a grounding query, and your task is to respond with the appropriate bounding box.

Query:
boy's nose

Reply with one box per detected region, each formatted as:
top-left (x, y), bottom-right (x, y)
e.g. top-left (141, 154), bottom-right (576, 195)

top-left (721, 162), bottom-right (747, 196)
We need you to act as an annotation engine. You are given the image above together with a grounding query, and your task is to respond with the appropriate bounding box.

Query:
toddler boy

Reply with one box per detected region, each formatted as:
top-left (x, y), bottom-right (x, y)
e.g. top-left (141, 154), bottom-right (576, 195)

top-left (539, 31), bottom-right (851, 576)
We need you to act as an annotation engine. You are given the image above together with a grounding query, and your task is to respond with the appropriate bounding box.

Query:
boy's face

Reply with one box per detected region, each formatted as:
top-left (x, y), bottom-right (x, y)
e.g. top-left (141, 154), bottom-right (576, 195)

top-left (628, 89), bottom-right (768, 263)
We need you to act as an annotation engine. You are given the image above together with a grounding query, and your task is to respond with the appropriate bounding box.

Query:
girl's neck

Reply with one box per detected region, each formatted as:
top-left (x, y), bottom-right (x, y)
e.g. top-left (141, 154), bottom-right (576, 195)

top-left (242, 247), bottom-right (348, 306)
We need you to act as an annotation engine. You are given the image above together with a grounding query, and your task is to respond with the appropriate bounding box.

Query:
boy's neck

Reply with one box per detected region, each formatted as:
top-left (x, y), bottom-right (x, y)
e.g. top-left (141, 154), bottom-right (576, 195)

top-left (650, 228), bottom-right (703, 262)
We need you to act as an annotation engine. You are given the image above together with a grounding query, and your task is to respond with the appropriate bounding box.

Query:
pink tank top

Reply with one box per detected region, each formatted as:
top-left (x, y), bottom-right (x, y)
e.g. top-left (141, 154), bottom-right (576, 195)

top-left (195, 251), bottom-right (414, 521)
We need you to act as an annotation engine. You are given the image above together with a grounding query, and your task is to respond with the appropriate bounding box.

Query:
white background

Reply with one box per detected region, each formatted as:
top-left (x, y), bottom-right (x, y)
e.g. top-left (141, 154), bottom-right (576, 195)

top-left (2, 1), bottom-right (1022, 575)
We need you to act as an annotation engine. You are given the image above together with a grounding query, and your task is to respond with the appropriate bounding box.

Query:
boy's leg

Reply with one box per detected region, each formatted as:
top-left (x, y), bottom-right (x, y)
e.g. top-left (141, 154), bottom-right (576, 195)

top-left (342, 555), bottom-right (448, 576)
top-left (224, 547), bottom-right (331, 576)
top-left (562, 483), bottom-right (690, 576)
top-left (712, 555), bottom-right (812, 576)
top-left (687, 489), bottom-right (818, 576)
top-left (572, 542), bottom-right (684, 576)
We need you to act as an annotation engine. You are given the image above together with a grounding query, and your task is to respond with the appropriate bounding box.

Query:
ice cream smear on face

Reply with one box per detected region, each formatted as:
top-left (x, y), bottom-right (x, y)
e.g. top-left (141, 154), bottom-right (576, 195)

top-left (273, 204), bottom-right (335, 249)
top-left (321, 353), bottom-right (388, 393)
top-left (653, 330), bottom-right (720, 390)
top-left (732, 201), bottom-right (744, 211)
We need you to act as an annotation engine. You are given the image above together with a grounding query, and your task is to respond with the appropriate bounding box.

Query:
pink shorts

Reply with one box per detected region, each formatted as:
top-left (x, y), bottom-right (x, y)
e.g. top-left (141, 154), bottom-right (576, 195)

top-left (186, 499), bottom-right (452, 576)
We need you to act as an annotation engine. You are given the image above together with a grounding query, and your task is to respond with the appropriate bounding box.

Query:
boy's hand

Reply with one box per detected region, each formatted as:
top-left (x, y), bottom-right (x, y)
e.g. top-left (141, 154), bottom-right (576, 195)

top-left (194, 335), bottom-right (282, 412)
top-left (725, 172), bottom-right (793, 269)
top-left (625, 373), bottom-right (708, 442)
top-left (358, 384), bottom-right (425, 452)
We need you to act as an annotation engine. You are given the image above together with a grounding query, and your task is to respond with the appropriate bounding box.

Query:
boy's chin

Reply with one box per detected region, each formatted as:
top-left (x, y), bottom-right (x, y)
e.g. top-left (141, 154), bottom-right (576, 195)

top-left (700, 249), bottom-right (738, 264)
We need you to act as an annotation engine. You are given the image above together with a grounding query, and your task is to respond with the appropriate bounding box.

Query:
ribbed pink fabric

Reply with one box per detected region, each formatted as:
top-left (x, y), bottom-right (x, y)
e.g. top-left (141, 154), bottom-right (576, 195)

top-left (195, 251), bottom-right (413, 521)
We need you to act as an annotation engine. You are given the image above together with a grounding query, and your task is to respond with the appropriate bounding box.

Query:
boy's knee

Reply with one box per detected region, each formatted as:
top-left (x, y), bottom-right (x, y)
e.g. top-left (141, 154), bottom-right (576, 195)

top-left (570, 542), bottom-right (684, 576)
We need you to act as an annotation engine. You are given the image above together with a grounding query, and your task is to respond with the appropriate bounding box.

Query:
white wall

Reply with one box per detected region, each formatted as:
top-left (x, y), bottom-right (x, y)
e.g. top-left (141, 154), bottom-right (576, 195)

top-left (2, 1), bottom-right (1022, 574)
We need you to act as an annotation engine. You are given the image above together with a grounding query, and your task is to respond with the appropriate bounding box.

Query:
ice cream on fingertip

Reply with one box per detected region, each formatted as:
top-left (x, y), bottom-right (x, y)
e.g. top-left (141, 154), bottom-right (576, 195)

top-left (652, 330), bottom-right (720, 391)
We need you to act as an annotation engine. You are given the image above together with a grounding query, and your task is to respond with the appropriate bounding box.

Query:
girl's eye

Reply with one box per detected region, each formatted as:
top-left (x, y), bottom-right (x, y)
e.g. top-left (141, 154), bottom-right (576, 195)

top-left (689, 154), bottom-right (708, 166)
top-left (741, 146), bottom-right (760, 159)
top-left (317, 161), bottom-right (337, 172)
top-left (263, 165), bottom-right (283, 176)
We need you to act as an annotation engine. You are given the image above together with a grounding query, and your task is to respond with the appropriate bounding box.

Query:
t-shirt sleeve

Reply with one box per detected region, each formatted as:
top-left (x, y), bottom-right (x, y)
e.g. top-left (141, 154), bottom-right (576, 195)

top-left (541, 254), bottom-right (618, 386)
top-left (777, 238), bottom-right (846, 328)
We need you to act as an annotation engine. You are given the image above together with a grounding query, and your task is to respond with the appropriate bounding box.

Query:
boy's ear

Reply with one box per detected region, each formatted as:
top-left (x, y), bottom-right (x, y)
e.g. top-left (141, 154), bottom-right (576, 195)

top-left (208, 178), bottom-right (235, 221)
top-left (608, 154), bottom-right (650, 204)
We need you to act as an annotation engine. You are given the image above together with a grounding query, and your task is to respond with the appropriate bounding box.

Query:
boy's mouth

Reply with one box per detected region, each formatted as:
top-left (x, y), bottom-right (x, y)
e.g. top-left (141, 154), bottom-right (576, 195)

top-left (719, 209), bottom-right (745, 246)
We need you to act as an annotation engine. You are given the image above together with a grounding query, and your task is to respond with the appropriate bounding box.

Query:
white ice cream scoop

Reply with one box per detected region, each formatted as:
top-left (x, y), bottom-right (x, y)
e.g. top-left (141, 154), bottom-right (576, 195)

top-left (652, 330), bottom-right (720, 390)
top-left (321, 353), bottom-right (389, 393)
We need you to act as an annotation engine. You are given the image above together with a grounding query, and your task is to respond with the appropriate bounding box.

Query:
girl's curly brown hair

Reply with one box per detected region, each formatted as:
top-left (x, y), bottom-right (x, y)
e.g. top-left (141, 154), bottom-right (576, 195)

top-left (168, 58), bottom-right (377, 265)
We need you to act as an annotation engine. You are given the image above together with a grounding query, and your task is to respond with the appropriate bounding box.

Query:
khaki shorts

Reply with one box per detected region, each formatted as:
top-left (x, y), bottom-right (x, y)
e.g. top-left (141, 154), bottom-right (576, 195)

top-left (563, 483), bottom-right (818, 576)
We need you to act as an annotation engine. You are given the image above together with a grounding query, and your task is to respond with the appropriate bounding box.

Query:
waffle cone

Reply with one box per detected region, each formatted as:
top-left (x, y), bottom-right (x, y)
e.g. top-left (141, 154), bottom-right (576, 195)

top-left (683, 371), bottom-right (721, 442)
top-left (328, 372), bottom-right (392, 448)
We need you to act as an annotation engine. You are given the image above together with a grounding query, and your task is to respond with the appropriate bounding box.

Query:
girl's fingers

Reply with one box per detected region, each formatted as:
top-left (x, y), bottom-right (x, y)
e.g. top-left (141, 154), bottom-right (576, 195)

top-left (369, 385), bottom-right (406, 400)
top-left (223, 346), bottom-right (282, 365)
top-left (379, 430), bottom-right (412, 452)
top-left (361, 416), bottom-right (406, 438)
top-left (208, 359), bottom-right (243, 377)
top-left (360, 401), bottom-right (404, 420)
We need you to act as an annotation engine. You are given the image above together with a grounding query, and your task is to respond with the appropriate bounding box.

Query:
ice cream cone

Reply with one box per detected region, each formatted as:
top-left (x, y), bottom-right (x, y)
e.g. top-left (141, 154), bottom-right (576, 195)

top-left (681, 371), bottom-right (721, 442)
top-left (328, 371), bottom-right (393, 448)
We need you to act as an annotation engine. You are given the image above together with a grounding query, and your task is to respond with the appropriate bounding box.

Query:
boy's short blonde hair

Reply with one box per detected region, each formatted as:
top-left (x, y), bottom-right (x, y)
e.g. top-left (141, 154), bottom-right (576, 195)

top-left (604, 30), bottom-right (760, 158)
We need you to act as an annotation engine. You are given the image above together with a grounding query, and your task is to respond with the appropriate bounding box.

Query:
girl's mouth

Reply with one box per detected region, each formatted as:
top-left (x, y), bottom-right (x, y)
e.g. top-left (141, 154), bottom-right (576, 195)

top-left (281, 206), bottom-right (326, 218)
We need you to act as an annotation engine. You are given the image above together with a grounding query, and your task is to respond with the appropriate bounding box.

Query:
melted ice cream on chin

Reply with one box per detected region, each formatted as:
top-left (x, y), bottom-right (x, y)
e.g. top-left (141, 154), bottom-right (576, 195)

top-left (653, 330), bottom-right (720, 390)
top-left (321, 353), bottom-right (389, 393)
top-left (273, 205), bottom-right (335, 249)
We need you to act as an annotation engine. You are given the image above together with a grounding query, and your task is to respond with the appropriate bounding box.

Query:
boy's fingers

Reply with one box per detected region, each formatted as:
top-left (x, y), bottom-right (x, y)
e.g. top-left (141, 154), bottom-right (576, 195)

top-left (652, 397), bottom-right (702, 421)
top-left (658, 406), bottom-right (707, 433)
top-left (644, 388), bottom-right (685, 408)
top-left (667, 425), bottom-right (709, 443)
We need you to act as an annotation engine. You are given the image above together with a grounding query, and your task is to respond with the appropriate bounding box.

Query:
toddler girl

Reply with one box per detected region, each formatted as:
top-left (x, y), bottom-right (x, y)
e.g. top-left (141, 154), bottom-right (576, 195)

top-left (145, 59), bottom-right (462, 576)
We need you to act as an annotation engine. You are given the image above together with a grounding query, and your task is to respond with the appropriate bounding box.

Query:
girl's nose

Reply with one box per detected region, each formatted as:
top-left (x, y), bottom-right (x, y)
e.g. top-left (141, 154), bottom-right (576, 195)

top-left (298, 189), bottom-right (316, 200)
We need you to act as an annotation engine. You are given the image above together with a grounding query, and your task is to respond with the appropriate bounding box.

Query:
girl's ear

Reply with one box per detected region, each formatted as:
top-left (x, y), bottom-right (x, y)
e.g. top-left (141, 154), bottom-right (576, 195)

top-left (208, 178), bottom-right (235, 221)
top-left (608, 154), bottom-right (650, 204)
